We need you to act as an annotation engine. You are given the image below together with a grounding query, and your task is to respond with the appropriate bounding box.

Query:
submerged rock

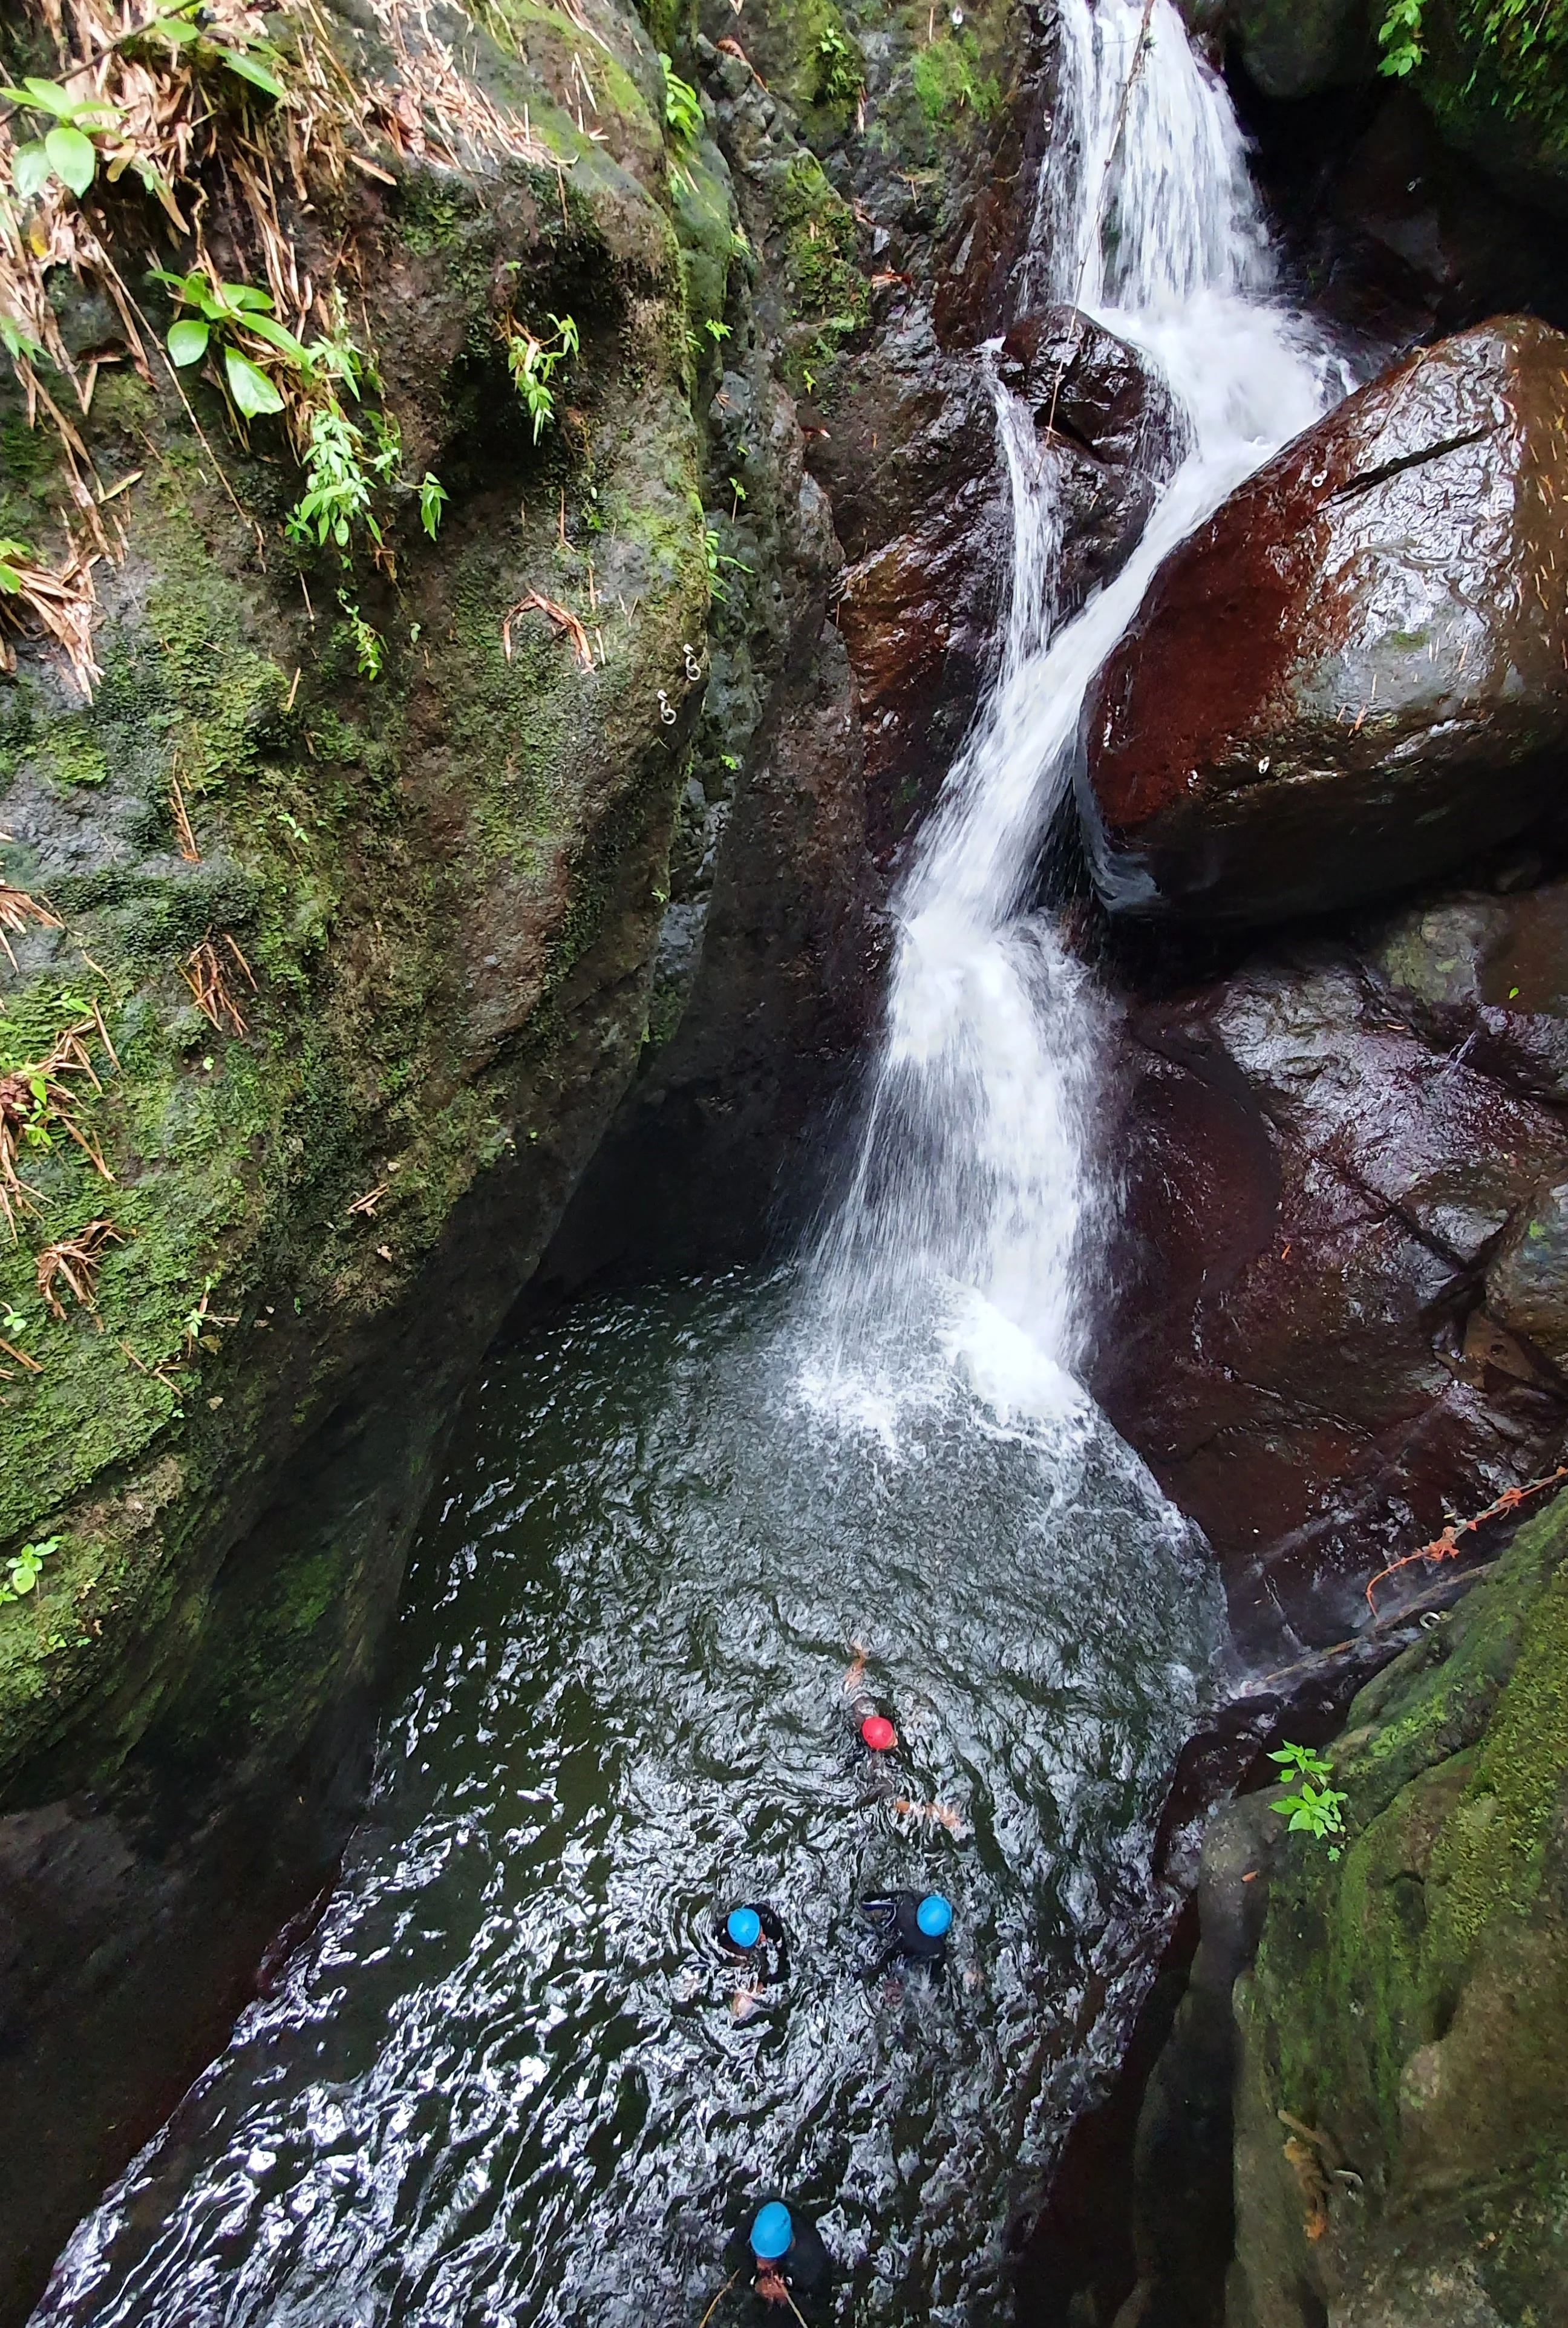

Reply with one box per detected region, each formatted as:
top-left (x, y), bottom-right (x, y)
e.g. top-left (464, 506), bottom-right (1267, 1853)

top-left (1082, 316), bottom-right (1568, 924)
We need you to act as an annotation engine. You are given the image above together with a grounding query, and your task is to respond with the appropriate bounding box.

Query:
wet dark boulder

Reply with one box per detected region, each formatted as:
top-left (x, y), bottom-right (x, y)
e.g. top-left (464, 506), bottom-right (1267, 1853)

top-left (1180, 0), bottom-right (1372, 99)
top-left (835, 302), bottom-right (1184, 868)
top-left (1081, 317), bottom-right (1568, 926)
top-left (1367, 874), bottom-right (1568, 1104)
top-left (999, 304), bottom-right (1191, 615)
top-left (1093, 933), bottom-right (1568, 1653)
top-left (829, 311), bottom-right (1014, 866)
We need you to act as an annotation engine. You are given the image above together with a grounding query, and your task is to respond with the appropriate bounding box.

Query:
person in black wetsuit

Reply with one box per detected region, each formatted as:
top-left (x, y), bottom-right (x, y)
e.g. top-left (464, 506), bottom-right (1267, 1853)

top-left (858, 1889), bottom-right (953, 1979)
top-left (717, 1903), bottom-right (789, 1980)
top-left (724, 2202), bottom-right (833, 2313)
top-left (717, 1903), bottom-right (788, 2018)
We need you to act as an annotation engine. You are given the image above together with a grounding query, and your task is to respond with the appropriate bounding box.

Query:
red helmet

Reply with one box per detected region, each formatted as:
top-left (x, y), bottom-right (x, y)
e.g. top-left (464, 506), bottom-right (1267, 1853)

top-left (861, 1715), bottom-right (897, 1751)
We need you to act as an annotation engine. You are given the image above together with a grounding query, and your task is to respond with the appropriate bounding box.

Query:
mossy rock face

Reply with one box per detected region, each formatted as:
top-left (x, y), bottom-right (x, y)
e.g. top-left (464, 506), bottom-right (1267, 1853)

top-left (1229, 1495), bottom-right (1568, 2326)
top-left (1412, 1), bottom-right (1568, 218)
top-left (0, 0), bottom-right (705, 1812)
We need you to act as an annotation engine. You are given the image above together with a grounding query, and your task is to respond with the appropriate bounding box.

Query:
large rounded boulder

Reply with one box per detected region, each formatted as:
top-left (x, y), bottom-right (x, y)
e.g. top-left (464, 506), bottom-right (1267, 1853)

top-left (1080, 317), bottom-right (1568, 924)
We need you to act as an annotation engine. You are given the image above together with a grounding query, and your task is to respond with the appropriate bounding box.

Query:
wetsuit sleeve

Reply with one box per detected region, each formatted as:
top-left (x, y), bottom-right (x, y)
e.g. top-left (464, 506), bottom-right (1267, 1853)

top-left (783, 2219), bottom-right (832, 2300)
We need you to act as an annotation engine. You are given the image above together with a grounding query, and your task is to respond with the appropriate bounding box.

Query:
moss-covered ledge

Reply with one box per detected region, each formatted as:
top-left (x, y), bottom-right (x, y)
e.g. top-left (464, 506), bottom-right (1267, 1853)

top-left (1228, 1494), bottom-right (1568, 2326)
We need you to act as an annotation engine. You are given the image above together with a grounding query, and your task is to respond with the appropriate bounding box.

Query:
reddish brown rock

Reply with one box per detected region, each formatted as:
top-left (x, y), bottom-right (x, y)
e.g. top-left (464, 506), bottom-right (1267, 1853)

top-left (1082, 317), bottom-right (1568, 924)
top-left (1092, 938), bottom-right (1568, 1653)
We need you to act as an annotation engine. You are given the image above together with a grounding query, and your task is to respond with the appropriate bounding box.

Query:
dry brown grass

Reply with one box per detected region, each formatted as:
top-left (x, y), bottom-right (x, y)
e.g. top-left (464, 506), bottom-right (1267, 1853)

top-left (0, 537), bottom-right (104, 698)
top-left (0, 880), bottom-right (63, 972)
top-left (180, 929), bottom-right (257, 1034)
top-left (0, 1015), bottom-right (115, 1237)
top-left (36, 1212), bottom-right (125, 1318)
top-left (501, 588), bottom-right (595, 672)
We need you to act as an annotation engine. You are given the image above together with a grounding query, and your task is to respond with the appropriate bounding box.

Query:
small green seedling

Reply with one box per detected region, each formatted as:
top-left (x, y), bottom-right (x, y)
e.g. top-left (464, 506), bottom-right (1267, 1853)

top-left (1269, 1741), bottom-right (1348, 1859)
top-left (704, 526), bottom-right (752, 604)
top-left (505, 313), bottom-right (579, 441)
top-left (418, 472), bottom-right (448, 540)
top-left (337, 593), bottom-right (384, 680)
top-left (0, 1536), bottom-right (61, 1607)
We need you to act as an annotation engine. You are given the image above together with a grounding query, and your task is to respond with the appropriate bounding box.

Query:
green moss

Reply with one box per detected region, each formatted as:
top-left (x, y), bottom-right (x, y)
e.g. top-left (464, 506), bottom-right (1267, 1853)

top-left (1408, 0), bottom-right (1568, 182)
top-left (1249, 1491), bottom-right (1568, 2211)
top-left (0, 0), bottom-right (707, 1823)
top-left (1425, 1559), bottom-right (1568, 1956)
top-left (773, 152), bottom-right (869, 381)
top-left (910, 25), bottom-right (1002, 123)
top-left (672, 139), bottom-right (737, 351)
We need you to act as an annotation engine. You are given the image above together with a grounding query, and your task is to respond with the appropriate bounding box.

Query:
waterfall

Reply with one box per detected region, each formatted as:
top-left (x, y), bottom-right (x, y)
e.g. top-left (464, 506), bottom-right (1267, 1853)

top-left (809, 0), bottom-right (1340, 1427)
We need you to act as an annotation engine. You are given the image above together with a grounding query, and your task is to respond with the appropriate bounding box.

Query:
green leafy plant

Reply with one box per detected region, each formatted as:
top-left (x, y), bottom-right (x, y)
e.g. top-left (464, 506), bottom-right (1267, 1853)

top-left (1269, 1742), bottom-right (1349, 1859)
top-left (505, 313), bottom-right (579, 442)
top-left (139, 1), bottom-right (289, 99)
top-left (1377, 0), bottom-right (1425, 76)
top-left (813, 21), bottom-right (864, 108)
top-left (1, 77), bottom-right (123, 200)
top-left (287, 404), bottom-right (400, 553)
top-left (337, 593), bottom-right (384, 680)
top-left (151, 266), bottom-right (310, 418)
top-left (0, 537), bottom-right (33, 594)
top-left (418, 472), bottom-right (448, 540)
top-left (0, 1536), bottom-right (60, 1607)
top-left (660, 54), bottom-right (704, 143)
top-left (703, 525), bottom-right (752, 604)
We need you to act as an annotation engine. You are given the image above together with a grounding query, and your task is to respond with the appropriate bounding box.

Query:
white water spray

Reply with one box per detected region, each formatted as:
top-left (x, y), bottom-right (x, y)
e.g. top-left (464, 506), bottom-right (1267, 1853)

top-left (809, 0), bottom-right (1342, 1425)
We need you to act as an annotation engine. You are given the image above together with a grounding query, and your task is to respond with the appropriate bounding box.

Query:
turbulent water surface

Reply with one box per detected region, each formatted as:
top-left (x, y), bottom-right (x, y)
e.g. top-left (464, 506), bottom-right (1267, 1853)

top-left (34, 3), bottom-right (1356, 2321)
top-left (38, 1278), bottom-right (1217, 2326)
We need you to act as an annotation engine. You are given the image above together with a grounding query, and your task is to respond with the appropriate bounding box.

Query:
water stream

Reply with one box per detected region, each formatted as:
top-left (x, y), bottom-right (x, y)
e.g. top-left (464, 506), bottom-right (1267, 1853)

top-left (32, 6), bottom-right (1349, 2323)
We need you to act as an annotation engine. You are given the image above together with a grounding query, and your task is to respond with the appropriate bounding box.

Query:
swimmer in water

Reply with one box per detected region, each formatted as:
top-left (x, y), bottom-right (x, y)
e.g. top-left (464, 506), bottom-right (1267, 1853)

top-left (717, 1903), bottom-right (788, 2018)
top-left (891, 1795), bottom-right (969, 1837)
top-left (858, 1889), bottom-right (953, 1980)
top-left (728, 2202), bottom-right (832, 2313)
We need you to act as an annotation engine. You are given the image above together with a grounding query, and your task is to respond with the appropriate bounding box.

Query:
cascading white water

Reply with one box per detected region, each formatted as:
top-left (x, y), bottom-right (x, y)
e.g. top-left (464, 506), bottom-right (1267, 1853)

top-left (811, 0), bottom-right (1342, 1427)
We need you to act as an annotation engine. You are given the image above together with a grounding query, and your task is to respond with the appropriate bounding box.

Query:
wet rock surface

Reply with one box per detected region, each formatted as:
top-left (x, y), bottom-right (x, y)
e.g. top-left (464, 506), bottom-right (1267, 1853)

top-left (1002, 304), bottom-right (1191, 609)
top-left (1093, 888), bottom-right (1568, 1656)
top-left (1245, 85), bottom-right (1568, 348)
top-left (1082, 317), bottom-right (1568, 924)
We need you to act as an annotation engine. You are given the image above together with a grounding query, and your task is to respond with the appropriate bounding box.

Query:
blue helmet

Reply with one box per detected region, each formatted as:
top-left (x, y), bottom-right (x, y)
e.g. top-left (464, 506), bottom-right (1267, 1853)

top-left (916, 1892), bottom-right (953, 1938)
top-left (727, 1907), bottom-right (762, 1950)
top-left (750, 2202), bottom-right (793, 2260)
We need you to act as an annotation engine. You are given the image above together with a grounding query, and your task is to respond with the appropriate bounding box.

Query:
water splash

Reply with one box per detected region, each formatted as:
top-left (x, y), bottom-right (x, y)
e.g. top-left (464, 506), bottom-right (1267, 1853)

top-left (811, 0), bottom-right (1342, 1428)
